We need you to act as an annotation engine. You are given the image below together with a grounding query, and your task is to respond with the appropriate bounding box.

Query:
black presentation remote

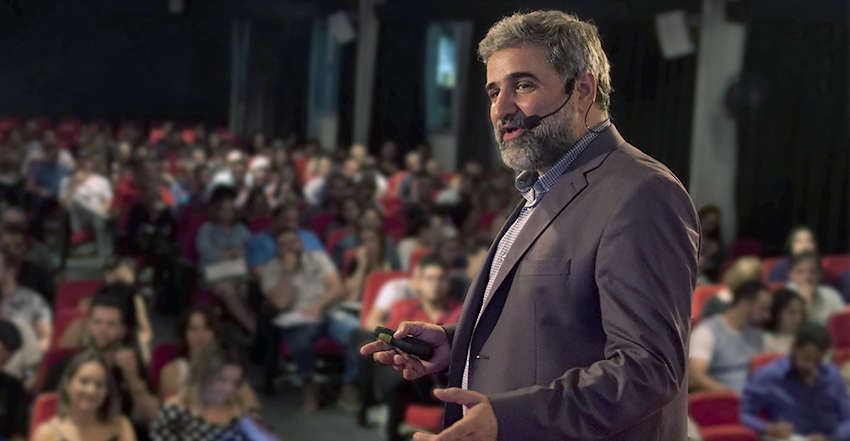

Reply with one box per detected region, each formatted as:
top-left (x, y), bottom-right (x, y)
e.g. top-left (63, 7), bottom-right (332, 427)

top-left (374, 326), bottom-right (434, 361)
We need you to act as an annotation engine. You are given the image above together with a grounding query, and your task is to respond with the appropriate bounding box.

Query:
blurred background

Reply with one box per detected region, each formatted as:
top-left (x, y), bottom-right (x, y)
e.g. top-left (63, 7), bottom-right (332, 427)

top-left (0, 1), bottom-right (848, 441)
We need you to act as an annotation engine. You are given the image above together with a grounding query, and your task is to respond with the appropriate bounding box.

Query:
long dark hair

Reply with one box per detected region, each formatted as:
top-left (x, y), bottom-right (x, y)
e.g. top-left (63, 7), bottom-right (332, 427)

top-left (176, 306), bottom-right (223, 358)
top-left (57, 350), bottom-right (121, 423)
top-left (766, 288), bottom-right (804, 332)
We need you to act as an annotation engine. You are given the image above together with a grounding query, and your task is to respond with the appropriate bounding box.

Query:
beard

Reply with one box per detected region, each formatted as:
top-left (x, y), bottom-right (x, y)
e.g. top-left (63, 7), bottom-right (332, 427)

top-left (496, 107), bottom-right (580, 172)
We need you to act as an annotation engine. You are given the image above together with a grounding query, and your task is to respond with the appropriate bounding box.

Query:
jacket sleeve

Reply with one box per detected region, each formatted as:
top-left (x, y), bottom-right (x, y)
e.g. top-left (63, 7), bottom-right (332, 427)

top-left (488, 174), bottom-right (700, 441)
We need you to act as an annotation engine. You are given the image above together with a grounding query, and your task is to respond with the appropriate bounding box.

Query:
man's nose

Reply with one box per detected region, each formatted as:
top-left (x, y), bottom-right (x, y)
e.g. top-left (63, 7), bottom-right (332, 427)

top-left (492, 91), bottom-right (519, 123)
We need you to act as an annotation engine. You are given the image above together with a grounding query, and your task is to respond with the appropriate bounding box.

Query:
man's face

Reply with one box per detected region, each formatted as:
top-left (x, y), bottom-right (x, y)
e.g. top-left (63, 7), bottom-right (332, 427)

top-left (791, 230), bottom-right (816, 256)
top-left (87, 306), bottom-right (127, 351)
top-left (790, 258), bottom-right (821, 287)
top-left (747, 289), bottom-right (774, 327)
top-left (791, 343), bottom-right (824, 382)
top-left (276, 231), bottom-right (302, 255)
top-left (486, 45), bottom-right (579, 172)
top-left (417, 264), bottom-right (449, 303)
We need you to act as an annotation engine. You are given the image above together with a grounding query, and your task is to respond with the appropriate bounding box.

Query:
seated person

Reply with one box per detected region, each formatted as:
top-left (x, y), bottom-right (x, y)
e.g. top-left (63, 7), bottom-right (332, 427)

top-left (0, 249), bottom-right (51, 354)
top-left (59, 150), bottom-right (113, 259)
top-left (43, 294), bottom-right (160, 429)
top-left (158, 306), bottom-right (259, 409)
top-left (769, 226), bottom-right (818, 283)
top-left (245, 204), bottom-right (325, 271)
top-left (380, 255), bottom-right (462, 441)
top-left (0, 319), bottom-right (27, 441)
top-left (689, 280), bottom-right (771, 393)
top-left (363, 274), bottom-right (416, 332)
top-left (0, 205), bottom-right (56, 303)
top-left (196, 186), bottom-right (254, 334)
top-left (343, 226), bottom-right (395, 301)
top-left (150, 345), bottom-right (259, 441)
top-left (33, 350), bottom-right (136, 441)
top-left (699, 256), bottom-right (762, 318)
top-left (58, 282), bottom-right (153, 366)
top-left (333, 206), bottom-right (401, 270)
top-left (787, 251), bottom-right (845, 326)
top-left (258, 227), bottom-right (343, 408)
top-left (741, 323), bottom-right (850, 441)
top-left (763, 289), bottom-right (806, 354)
top-left (3, 315), bottom-right (41, 391)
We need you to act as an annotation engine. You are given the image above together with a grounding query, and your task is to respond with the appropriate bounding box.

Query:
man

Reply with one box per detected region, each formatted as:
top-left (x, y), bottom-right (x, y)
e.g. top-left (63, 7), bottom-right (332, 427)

top-left (59, 150), bottom-right (114, 259)
top-left (0, 249), bottom-right (52, 354)
top-left (43, 292), bottom-right (160, 427)
top-left (363, 10), bottom-right (699, 441)
top-left (0, 205), bottom-right (56, 303)
top-left (24, 136), bottom-right (70, 238)
top-left (689, 280), bottom-right (771, 393)
top-left (258, 227), bottom-right (343, 408)
top-left (787, 251), bottom-right (845, 326)
top-left (246, 203), bottom-right (325, 270)
top-left (741, 323), bottom-right (850, 441)
top-left (0, 319), bottom-right (26, 441)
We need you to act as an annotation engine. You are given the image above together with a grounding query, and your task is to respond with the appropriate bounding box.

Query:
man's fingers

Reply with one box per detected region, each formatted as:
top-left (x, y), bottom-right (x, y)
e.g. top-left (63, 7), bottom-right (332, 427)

top-left (433, 388), bottom-right (483, 408)
top-left (411, 432), bottom-right (437, 441)
top-left (394, 321), bottom-right (424, 339)
top-left (360, 340), bottom-right (392, 356)
top-left (418, 417), bottom-right (471, 441)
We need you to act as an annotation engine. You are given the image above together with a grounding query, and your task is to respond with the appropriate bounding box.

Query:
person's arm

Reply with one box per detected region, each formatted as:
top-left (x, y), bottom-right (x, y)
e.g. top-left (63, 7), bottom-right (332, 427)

top-left (117, 415), bottom-right (138, 441)
top-left (158, 361), bottom-right (179, 400)
top-left (486, 175), bottom-right (700, 441)
top-left (57, 318), bottom-right (85, 349)
top-left (134, 295), bottom-right (153, 365)
top-left (364, 307), bottom-right (388, 331)
top-left (739, 372), bottom-right (771, 434)
top-left (313, 269), bottom-right (345, 313)
top-left (35, 318), bottom-right (52, 354)
top-left (343, 249), bottom-right (369, 302)
top-left (114, 349), bottom-right (160, 424)
top-left (686, 325), bottom-right (727, 392)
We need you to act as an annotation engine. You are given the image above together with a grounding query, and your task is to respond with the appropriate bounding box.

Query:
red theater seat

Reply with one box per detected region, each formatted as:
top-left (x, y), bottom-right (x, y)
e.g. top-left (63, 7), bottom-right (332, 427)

top-left (688, 390), bottom-right (740, 427)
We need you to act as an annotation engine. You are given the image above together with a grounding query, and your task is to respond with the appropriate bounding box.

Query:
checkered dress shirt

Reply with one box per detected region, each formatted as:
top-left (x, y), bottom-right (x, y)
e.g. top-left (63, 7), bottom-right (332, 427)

top-left (461, 120), bottom-right (611, 398)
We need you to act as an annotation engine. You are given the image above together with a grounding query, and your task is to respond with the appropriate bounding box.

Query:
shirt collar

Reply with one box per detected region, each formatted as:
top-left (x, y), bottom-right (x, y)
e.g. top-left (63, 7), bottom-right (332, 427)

top-left (515, 120), bottom-right (612, 204)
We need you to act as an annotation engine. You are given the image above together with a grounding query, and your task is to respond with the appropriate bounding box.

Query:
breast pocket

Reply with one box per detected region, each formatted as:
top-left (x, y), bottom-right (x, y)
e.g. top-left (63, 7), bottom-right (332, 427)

top-left (517, 256), bottom-right (571, 276)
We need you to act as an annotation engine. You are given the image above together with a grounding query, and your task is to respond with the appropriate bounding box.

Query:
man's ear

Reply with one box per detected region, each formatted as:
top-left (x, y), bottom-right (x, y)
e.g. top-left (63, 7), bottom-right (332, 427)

top-left (575, 72), bottom-right (597, 106)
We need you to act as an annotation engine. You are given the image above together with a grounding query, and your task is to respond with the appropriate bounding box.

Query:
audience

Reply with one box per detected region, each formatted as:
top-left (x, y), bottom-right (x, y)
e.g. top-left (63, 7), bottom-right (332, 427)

top-left (59, 149), bottom-right (113, 260)
top-left (763, 289), bottom-right (807, 354)
top-left (158, 307), bottom-right (259, 408)
top-left (741, 324), bottom-right (850, 441)
top-left (699, 256), bottom-right (762, 318)
top-left (0, 319), bottom-right (27, 441)
top-left (786, 251), bottom-right (846, 326)
top-left (0, 205), bottom-right (56, 302)
top-left (150, 345), bottom-right (258, 441)
top-left (33, 350), bottom-right (136, 441)
top-left (689, 280), bottom-right (772, 393)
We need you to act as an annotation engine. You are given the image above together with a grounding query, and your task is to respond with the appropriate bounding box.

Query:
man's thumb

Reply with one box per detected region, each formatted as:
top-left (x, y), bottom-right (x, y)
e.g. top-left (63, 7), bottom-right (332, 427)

top-left (433, 388), bottom-right (482, 407)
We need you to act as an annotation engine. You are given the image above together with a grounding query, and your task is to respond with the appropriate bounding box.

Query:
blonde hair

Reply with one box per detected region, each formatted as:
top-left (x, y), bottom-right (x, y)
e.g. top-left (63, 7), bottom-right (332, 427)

top-left (478, 10), bottom-right (613, 112)
top-left (722, 256), bottom-right (763, 291)
top-left (180, 344), bottom-right (245, 408)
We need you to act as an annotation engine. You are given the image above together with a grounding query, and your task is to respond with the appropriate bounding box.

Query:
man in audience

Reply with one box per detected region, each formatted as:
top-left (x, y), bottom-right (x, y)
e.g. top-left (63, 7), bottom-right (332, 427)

top-left (0, 249), bottom-right (51, 354)
top-left (741, 323), bottom-right (850, 441)
top-left (43, 292), bottom-right (160, 428)
top-left (689, 280), bottom-right (771, 392)
top-left (787, 251), bottom-right (845, 326)
top-left (258, 227), bottom-right (344, 409)
top-left (380, 254), bottom-right (462, 441)
top-left (0, 319), bottom-right (26, 441)
top-left (246, 203), bottom-right (325, 270)
top-left (0, 205), bottom-right (56, 303)
top-left (59, 149), bottom-right (114, 260)
top-left (24, 139), bottom-right (70, 237)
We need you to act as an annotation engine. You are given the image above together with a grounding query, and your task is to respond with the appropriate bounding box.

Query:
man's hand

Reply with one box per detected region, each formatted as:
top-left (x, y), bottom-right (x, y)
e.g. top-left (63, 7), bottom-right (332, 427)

top-left (113, 348), bottom-right (139, 379)
top-left (360, 321), bottom-right (450, 380)
top-left (765, 421), bottom-right (795, 439)
top-left (301, 305), bottom-right (322, 321)
top-left (281, 250), bottom-right (299, 273)
top-left (412, 388), bottom-right (497, 441)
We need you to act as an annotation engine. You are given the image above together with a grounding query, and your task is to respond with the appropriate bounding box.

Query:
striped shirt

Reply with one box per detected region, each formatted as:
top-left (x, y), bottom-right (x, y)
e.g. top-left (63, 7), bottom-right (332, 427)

top-left (461, 120), bottom-right (611, 396)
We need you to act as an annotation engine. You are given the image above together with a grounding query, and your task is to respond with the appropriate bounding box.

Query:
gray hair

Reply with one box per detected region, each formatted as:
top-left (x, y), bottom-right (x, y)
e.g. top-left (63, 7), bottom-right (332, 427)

top-left (478, 10), bottom-right (612, 112)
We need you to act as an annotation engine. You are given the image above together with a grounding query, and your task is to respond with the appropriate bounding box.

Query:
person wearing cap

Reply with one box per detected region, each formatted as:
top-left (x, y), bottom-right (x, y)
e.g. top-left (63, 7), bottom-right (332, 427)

top-left (0, 318), bottom-right (27, 441)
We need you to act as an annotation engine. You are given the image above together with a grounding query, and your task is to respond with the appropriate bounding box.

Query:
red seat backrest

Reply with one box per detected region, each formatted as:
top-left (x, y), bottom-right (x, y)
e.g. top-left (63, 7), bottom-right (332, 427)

top-left (325, 227), bottom-right (355, 255)
top-left (749, 352), bottom-right (783, 374)
top-left (828, 310), bottom-right (850, 349)
top-left (55, 280), bottom-right (103, 311)
top-left (360, 271), bottom-right (410, 328)
top-left (688, 390), bottom-right (741, 427)
top-left (37, 347), bottom-right (80, 392)
top-left (29, 393), bottom-right (59, 441)
top-left (833, 347), bottom-right (850, 367)
top-left (692, 284), bottom-right (726, 321)
top-left (822, 255), bottom-right (850, 286)
top-left (761, 257), bottom-right (783, 282)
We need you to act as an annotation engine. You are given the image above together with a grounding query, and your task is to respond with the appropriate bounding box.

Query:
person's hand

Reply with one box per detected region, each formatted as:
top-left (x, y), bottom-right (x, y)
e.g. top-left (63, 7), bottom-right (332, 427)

top-left (356, 246), bottom-right (369, 265)
top-left (765, 421), bottom-right (795, 439)
top-left (225, 249), bottom-right (244, 259)
top-left (808, 434), bottom-right (830, 441)
top-left (360, 321), bottom-right (451, 380)
top-left (301, 305), bottom-right (322, 321)
top-left (412, 388), bottom-right (497, 441)
top-left (113, 348), bottom-right (139, 378)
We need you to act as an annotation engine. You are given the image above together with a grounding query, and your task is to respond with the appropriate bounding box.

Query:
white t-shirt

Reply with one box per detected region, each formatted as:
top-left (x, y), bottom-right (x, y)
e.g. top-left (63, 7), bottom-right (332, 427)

top-left (373, 278), bottom-right (415, 312)
top-left (60, 173), bottom-right (113, 216)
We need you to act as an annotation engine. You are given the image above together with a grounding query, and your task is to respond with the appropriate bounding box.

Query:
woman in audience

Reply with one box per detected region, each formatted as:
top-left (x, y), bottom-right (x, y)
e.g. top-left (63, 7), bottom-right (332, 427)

top-left (700, 256), bottom-right (762, 318)
top-left (787, 251), bottom-right (845, 326)
top-left (158, 307), bottom-right (259, 408)
top-left (32, 350), bottom-right (135, 441)
top-left (763, 288), bottom-right (806, 353)
top-left (195, 185), bottom-right (254, 334)
top-left (150, 345), bottom-right (256, 441)
top-left (768, 226), bottom-right (818, 283)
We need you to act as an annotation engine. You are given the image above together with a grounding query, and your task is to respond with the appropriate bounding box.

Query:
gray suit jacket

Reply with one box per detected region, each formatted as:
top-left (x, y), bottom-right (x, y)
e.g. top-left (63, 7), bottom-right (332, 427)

top-left (443, 125), bottom-right (700, 441)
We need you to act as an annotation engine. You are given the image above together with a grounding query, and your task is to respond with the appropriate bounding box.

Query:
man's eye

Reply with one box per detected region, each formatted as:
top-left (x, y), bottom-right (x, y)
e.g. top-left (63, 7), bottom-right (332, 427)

top-left (488, 90), bottom-right (499, 101)
top-left (517, 83), bottom-right (533, 91)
